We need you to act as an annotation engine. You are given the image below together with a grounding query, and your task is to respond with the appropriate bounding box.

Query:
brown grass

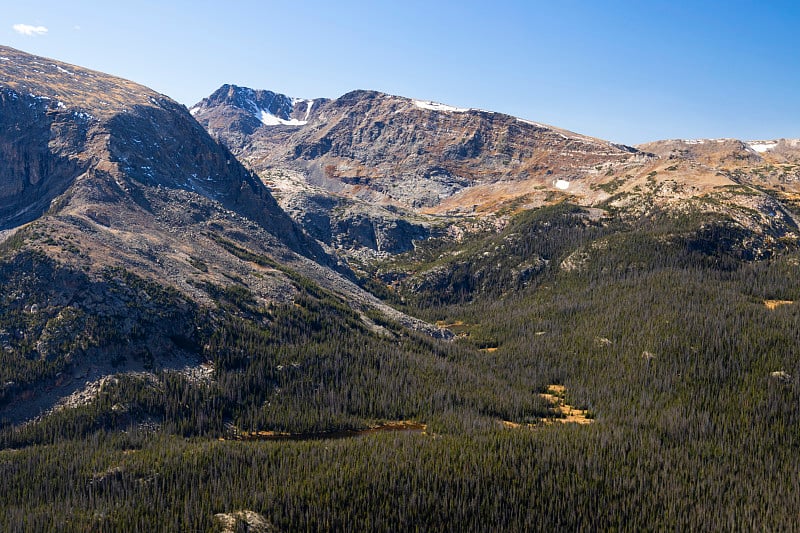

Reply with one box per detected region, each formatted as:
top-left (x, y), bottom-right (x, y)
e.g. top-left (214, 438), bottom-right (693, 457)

top-left (0, 46), bottom-right (162, 117)
top-left (765, 299), bottom-right (793, 310)
top-left (501, 385), bottom-right (595, 429)
top-left (421, 178), bottom-right (550, 215)
top-left (435, 320), bottom-right (465, 327)
top-left (539, 385), bottom-right (594, 425)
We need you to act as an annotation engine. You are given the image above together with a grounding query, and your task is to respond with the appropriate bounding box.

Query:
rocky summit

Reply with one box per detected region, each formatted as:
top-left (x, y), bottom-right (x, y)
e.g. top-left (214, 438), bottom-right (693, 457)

top-left (192, 86), bottom-right (653, 258)
top-left (192, 87), bottom-right (643, 211)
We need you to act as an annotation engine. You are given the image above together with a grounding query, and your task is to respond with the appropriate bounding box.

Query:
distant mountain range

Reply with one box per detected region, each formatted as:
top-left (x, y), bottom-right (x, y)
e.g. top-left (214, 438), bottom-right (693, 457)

top-left (190, 83), bottom-right (800, 259)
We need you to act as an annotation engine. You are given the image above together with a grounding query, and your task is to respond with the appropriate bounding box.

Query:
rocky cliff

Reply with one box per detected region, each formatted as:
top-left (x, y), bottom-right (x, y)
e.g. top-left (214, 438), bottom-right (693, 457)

top-left (193, 87), bottom-right (646, 209)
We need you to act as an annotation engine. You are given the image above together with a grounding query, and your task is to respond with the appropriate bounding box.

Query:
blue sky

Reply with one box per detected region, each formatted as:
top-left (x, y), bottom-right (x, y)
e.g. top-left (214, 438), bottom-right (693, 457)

top-left (3, 0), bottom-right (798, 145)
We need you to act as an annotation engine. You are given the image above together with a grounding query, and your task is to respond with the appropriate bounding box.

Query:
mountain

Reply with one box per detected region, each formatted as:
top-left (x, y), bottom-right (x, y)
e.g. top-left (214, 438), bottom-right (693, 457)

top-left (191, 86), bottom-right (642, 211)
top-left (0, 46), bottom-right (445, 425)
top-left (190, 84), bottom-right (329, 147)
top-left (0, 47), bottom-right (315, 253)
top-left (638, 137), bottom-right (800, 165)
top-left (191, 86), bottom-right (650, 257)
top-left (193, 85), bottom-right (800, 263)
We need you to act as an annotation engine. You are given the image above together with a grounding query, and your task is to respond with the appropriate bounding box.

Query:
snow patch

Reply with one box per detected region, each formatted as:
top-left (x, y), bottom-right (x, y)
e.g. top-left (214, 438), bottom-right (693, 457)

top-left (555, 179), bottom-right (570, 190)
top-left (53, 65), bottom-right (74, 76)
top-left (258, 109), bottom-right (307, 126)
top-left (0, 57), bottom-right (9, 62)
top-left (189, 106), bottom-right (200, 116)
top-left (291, 97), bottom-right (315, 121)
top-left (682, 138), bottom-right (729, 145)
top-left (747, 140), bottom-right (778, 153)
top-left (414, 100), bottom-right (469, 113)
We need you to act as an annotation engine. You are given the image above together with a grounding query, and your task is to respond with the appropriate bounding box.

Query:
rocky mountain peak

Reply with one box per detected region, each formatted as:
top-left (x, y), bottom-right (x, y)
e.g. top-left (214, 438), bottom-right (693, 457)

top-left (190, 82), bottom-right (800, 263)
top-left (637, 137), bottom-right (800, 167)
top-left (190, 84), bottom-right (329, 143)
top-left (0, 48), bottom-right (453, 428)
top-left (745, 138), bottom-right (800, 162)
top-left (331, 89), bottom-right (387, 106)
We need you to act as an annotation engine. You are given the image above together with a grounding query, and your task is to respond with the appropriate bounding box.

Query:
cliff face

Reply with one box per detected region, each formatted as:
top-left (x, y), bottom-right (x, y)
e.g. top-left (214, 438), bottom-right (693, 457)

top-left (194, 84), bottom-right (800, 263)
top-left (191, 84), bottom-right (329, 152)
top-left (0, 87), bottom-right (90, 229)
top-left (0, 46), bottom-right (330, 263)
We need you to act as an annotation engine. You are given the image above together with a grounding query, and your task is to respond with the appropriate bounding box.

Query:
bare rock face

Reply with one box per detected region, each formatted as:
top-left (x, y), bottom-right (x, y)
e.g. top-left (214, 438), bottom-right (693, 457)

top-left (215, 510), bottom-right (278, 533)
top-left (0, 46), bottom-right (329, 264)
top-left (278, 188), bottom-right (429, 254)
top-left (191, 84), bottom-right (329, 151)
top-left (636, 138), bottom-right (764, 167)
top-left (193, 85), bottom-right (800, 266)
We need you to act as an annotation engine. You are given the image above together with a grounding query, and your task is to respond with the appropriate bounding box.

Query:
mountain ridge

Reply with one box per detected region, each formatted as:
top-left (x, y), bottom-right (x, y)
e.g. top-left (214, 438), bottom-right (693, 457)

top-left (191, 82), bottom-right (800, 262)
top-left (191, 83), bottom-right (654, 258)
top-left (1, 46), bottom-right (798, 430)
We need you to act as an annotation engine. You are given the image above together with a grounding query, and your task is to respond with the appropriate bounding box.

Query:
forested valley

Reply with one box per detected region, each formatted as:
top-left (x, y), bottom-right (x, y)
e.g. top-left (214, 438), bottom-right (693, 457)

top-left (1, 202), bottom-right (799, 531)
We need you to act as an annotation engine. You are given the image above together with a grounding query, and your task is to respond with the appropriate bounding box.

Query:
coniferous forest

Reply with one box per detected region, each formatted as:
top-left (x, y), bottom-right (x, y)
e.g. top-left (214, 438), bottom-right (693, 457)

top-left (1, 203), bottom-right (800, 531)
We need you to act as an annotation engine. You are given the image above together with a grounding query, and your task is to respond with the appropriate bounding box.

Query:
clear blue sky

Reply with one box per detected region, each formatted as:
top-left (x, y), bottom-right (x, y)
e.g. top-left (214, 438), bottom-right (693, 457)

top-left (3, 0), bottom-right (798, 145)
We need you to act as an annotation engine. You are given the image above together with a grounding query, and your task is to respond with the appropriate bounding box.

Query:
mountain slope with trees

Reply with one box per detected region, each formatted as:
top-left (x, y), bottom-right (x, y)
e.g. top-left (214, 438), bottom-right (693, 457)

top-left (0, 47), bottom-right (798, 531)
